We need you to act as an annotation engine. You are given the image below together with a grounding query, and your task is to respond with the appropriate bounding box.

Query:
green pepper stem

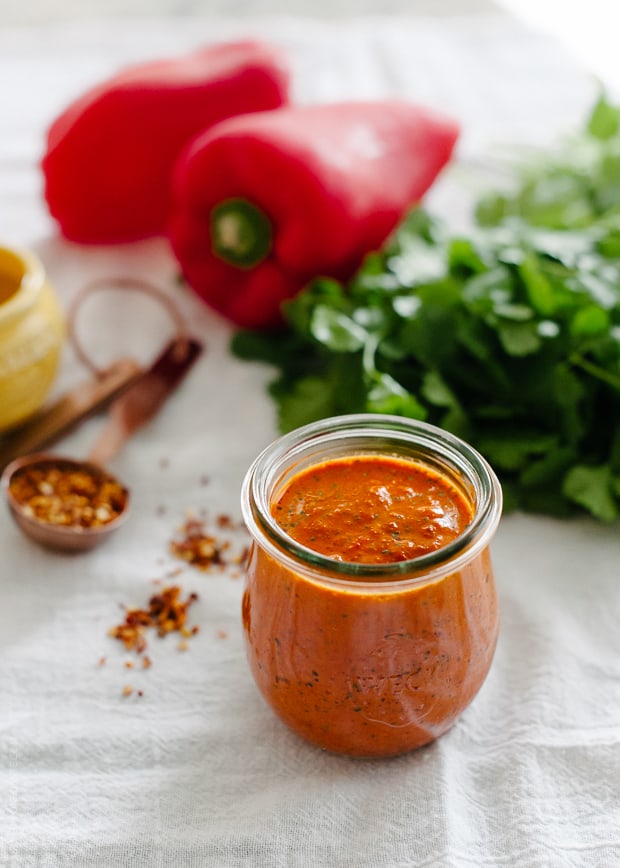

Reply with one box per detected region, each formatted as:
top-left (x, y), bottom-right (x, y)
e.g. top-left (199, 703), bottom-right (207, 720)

top-left (210, 198), bottom-right (272, 269)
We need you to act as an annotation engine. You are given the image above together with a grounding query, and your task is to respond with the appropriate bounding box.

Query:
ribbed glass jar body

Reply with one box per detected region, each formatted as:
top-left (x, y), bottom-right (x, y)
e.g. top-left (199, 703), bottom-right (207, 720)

top-left (241, 414), bottom-right (502, 757)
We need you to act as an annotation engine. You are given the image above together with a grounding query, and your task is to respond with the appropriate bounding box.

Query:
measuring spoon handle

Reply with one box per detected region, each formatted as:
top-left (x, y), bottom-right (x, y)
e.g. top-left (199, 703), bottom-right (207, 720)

top-left (88, 337), bottom-right (203, 467)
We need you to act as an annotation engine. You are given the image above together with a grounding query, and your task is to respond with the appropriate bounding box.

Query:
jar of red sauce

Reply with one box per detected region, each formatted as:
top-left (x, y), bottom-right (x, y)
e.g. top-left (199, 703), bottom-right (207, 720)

top-left (241, 414), bottom-right (502, 758)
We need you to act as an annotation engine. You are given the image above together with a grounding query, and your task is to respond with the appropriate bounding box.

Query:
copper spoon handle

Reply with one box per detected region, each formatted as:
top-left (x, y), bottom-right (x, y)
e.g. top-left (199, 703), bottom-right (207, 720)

top-left (0, 357), bottom-right (143, 473)
top-left (87, 337), bottom-right (204, 468)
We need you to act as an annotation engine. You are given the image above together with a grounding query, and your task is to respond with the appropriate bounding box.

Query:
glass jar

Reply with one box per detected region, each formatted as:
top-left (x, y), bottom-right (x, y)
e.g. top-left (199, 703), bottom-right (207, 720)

top-left (0, 246), bottom-right (65, 432)
top-left (241, 414), bottom-right (502, 758)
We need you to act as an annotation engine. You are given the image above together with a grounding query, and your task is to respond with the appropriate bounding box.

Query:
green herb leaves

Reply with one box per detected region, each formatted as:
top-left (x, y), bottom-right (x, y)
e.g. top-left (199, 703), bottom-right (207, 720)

top-left (231, 94), bottom-right (620, 521)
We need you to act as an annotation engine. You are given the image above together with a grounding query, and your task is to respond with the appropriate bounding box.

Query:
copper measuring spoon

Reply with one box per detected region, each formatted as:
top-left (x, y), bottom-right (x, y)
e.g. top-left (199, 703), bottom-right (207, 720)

top-left (1, 337), bottom-right (202, 552)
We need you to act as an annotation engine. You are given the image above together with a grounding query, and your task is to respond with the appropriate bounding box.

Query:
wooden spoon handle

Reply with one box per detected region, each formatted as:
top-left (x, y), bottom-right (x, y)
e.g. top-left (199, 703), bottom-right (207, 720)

top-left (0, 357), bottom-right (142, 472)
top-left (87, 337), bottom-right (203, 467)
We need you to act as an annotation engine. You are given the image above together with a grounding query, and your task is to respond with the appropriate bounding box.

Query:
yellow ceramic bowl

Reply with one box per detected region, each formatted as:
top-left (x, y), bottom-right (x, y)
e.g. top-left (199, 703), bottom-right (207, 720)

top-left (0, 246), bottom-right (65, 433)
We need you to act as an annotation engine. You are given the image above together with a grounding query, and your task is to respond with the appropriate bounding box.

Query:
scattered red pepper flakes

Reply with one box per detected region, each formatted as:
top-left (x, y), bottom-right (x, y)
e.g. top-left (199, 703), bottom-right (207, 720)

top-left (232, 546), bottom-right (250, 567)
top-left (169, 513), bottom-right (249, 572)
top-left (108, 585), bottom-right (199, 655)
top-left (122, 686), bottom-right (143, 699)
top-left (169, 515), bottom-right (229, 570)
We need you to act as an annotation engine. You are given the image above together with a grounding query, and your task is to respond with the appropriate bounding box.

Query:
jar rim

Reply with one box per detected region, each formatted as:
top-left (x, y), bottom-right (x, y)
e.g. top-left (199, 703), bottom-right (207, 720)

top-left (241, 414), bottom-right (503, 589)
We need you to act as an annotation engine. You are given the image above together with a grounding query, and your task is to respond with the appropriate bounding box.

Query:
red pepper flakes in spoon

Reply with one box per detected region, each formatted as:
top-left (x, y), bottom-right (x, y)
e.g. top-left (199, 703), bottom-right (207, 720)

top-left (8, 459), bottom-right (127, 528)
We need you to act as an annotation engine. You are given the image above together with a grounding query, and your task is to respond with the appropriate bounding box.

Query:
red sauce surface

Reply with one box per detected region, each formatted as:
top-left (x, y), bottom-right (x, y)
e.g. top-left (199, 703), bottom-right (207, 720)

top-left (243, 454), bottom-right (499, 757)
top-left (272, 455), bottom-right (472, 564)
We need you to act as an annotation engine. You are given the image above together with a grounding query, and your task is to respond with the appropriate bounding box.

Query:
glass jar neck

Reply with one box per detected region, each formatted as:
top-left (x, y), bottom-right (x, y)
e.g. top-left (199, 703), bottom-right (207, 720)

top-left (242, 414), bottom-right (503, 589)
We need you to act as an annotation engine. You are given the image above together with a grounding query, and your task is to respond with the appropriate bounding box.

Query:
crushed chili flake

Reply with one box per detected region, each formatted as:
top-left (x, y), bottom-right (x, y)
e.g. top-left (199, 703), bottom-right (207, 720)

top-left (232, 546), bottom-right (250, 566)
top-left (169, 513), bottom-right (249, 572)
top-left (9, 460), bottom-right (127, 528)
top-left (169, 516), bottom-right (229, 570)
top-left (108, 585), bottom-right (199, 656)
top-left (122, 685), bottom-right (134, 697)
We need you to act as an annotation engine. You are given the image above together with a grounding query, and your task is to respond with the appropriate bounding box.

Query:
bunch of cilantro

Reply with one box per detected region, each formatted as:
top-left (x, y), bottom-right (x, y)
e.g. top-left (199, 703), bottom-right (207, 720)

top-left (232, 95), bottom-right (620, 521)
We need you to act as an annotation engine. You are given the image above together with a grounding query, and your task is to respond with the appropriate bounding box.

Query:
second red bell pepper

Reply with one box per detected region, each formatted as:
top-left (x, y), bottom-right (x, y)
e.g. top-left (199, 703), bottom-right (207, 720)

top-left (168, 100), bottom-right (459, 329)
top-left (42, 40), bottom-right (290, 243)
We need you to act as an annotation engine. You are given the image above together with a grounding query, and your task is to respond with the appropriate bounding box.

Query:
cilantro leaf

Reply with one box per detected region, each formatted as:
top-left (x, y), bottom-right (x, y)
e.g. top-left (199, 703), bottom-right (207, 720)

top-left (231, 94), bottom-right (620, 522)
top-left (563, 464), bottom-right (618, 522)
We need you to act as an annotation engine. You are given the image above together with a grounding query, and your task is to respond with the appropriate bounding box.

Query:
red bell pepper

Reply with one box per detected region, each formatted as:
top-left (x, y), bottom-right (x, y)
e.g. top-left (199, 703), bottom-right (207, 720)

top-left (167, 101), bottom-right (459, 329)
top-left (42, 40), bottom-right (290, 243)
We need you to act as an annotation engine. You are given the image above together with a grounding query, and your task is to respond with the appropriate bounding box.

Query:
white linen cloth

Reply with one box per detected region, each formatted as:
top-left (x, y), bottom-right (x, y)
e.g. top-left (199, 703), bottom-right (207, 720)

top-left (1, 12), bottom-right (619, 867)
